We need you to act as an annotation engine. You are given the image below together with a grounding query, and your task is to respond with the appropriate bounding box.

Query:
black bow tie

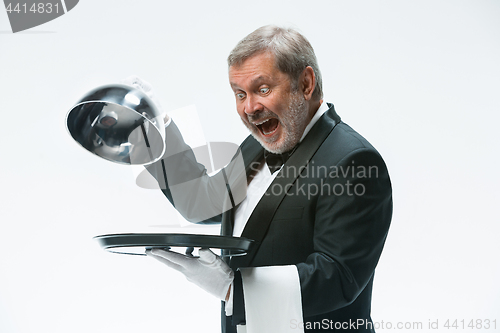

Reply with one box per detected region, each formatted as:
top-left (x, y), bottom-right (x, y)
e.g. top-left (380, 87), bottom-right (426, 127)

top-left (264, 147), bottom-right (297, 174)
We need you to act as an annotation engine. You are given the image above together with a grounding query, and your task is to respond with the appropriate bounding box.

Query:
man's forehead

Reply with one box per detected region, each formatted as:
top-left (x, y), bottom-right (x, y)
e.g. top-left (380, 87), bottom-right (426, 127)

top-left (228, 52), bottom-right (284, 87)
top-left (229, 74), bottom-right (272, 89)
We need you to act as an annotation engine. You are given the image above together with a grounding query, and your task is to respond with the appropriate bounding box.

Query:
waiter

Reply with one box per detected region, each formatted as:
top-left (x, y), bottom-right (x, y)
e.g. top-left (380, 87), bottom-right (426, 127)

top-left (143, 25), bottom-right (393, 333)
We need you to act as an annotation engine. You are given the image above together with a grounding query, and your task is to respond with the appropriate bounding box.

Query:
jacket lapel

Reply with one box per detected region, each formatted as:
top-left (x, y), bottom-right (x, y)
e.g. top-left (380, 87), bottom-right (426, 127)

top-left (240, 134), bottom-right (265, 178)
top-left (220, 133), bottom-right (264, 257)
top-left (230, 104), bottom-right (341, 268)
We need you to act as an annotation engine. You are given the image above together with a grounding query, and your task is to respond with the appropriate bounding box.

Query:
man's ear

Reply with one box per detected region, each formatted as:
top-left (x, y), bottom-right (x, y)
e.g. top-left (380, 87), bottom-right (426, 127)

top-left (300, 66), bottom-right (316, 101)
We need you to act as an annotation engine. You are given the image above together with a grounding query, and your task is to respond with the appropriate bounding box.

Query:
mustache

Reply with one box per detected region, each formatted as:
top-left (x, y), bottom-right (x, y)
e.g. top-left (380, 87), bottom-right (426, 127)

top-left (247, 110), bottom-right (279, 123)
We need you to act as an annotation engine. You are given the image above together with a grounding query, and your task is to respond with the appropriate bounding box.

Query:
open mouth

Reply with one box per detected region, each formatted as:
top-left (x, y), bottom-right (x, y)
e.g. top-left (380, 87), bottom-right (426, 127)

top-left (255, 118), bottom-right (279, 136)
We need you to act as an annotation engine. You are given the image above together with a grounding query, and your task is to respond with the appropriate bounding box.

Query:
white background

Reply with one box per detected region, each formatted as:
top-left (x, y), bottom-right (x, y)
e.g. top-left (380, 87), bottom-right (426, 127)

top-left (1, 0), bottom-right (499, 332)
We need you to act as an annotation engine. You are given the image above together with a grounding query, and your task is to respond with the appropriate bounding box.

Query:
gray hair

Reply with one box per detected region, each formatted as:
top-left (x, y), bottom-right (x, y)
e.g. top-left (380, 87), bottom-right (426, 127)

top-left (228, 25), bottom-right (323, 100)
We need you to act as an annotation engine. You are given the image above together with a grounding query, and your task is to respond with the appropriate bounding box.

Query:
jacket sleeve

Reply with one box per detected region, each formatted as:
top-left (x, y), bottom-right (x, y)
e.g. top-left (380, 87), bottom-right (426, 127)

top-left (296, 147), bottom-right (392, 317)
top-left (144, 121), bottom-right (247, 223)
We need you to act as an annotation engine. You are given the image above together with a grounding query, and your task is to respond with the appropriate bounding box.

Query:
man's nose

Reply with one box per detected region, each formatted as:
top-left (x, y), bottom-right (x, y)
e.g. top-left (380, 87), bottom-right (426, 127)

top-left (244, 95), bottom-right (263, 115)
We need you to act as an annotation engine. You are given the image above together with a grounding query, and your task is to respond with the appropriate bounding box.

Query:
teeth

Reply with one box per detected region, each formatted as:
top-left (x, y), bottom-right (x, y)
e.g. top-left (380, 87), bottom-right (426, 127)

top-left (253, 118), bottom-right (277, 135)
top-left (254, 119), bottom-right (270, 126)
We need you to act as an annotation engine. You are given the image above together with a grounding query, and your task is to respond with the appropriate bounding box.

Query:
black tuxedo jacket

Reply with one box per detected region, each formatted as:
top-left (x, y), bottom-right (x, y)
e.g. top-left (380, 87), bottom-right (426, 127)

top-left (147, 104), bottom-right (392, 333)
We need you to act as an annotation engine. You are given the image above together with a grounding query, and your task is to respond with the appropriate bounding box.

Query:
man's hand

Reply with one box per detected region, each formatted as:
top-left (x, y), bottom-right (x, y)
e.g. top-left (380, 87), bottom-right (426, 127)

top-left (120, 75), bottom-right (170, 124)
top-left (146, 248), bottom-right (233, 300)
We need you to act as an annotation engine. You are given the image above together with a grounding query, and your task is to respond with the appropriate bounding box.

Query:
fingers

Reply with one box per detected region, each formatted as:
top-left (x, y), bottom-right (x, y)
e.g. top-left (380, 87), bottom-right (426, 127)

top-left (121, 75), bottom-right (152, 93)
top-left (149, 248), bottom-right (194, 267)
top-left (120, 75), bottom-right (165, 115)
top-left (146, 248), bottom-right (234, 300)
top-left (146, 249), bottom-right (184, 271)
top-left (147, 248), bottom-right (226, 272)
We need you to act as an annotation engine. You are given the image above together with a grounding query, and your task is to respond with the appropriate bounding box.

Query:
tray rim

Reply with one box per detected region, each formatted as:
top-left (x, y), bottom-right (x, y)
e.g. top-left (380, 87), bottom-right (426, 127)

top-left (93, 233), bottom-right (254, 256)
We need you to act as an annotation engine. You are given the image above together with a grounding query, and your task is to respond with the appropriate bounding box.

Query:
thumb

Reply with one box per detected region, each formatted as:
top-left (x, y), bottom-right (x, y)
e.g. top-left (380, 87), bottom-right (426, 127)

top-left (198, 248), bottom-right (218, 264)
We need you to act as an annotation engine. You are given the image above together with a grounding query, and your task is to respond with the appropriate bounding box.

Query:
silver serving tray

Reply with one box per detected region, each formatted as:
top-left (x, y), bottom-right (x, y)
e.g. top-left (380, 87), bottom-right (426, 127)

top-left (94, 233), bottom-right (254, 256)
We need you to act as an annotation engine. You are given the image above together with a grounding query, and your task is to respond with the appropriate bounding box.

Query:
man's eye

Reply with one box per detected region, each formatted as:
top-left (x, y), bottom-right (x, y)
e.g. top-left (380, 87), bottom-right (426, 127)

top-left (236, 93), bottom-right (245, 99)
top-left (260, 87), bottom-right (270, 94)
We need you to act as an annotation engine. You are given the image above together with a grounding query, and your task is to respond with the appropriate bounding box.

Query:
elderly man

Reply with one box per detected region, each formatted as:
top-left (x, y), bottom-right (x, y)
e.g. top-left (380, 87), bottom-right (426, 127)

top-left (145, 25), bottom-right (392, 333)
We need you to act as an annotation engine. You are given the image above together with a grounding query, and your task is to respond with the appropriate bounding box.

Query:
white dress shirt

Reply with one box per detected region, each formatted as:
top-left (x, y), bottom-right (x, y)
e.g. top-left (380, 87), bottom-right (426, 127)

top-left (231, 101), bottom-right (329, 333)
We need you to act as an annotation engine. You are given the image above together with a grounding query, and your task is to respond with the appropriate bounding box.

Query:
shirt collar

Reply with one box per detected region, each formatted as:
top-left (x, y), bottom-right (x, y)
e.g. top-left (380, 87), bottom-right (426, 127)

top-left (299, 100), bottom-right (329, 142)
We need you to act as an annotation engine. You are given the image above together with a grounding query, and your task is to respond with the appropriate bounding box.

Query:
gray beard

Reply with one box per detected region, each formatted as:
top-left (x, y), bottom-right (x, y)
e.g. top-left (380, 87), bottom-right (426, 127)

top-left (245, 93), bottom-right (310, 154)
